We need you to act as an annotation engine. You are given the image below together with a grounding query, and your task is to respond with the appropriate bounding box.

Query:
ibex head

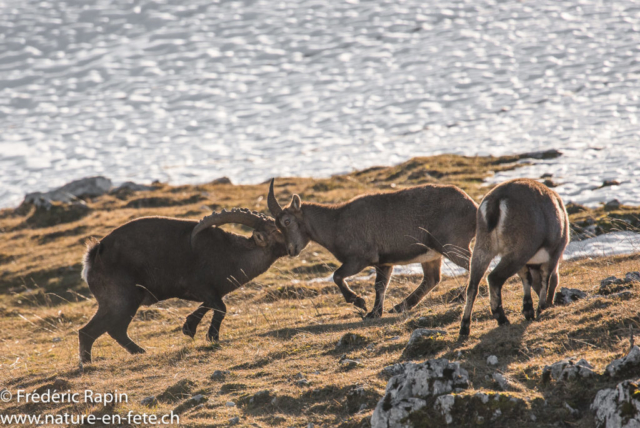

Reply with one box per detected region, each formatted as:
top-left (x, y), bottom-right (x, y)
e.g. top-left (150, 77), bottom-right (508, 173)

top-left (191, 208), bottom-right (286, 253)
top-left (267, 179), bottom-right (310, 257)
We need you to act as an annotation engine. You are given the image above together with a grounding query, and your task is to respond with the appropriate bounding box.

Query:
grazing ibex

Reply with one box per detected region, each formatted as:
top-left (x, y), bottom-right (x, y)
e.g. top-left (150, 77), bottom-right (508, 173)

top-left (459, 178), bottom-right (570, 336)
top-left (79, 209), bottom-right (287, 363)
top-left (268, 179), bottom-right (478, 318)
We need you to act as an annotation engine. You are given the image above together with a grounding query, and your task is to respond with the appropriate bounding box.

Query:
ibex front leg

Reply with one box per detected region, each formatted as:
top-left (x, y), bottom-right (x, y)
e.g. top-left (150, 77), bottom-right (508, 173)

top-left (333, 261), bottom-right (369, 312)
top-left (183, 304), bottom-right (210, 338)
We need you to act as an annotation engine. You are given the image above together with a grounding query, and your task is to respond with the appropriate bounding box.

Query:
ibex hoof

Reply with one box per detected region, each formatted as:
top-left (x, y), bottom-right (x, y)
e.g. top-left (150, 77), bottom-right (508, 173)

top-left (389, 302), bottom-right (409, 314)
top-left (352, 296), bottom-right (367, 311)
top-left (364, 310), bottom-right (382, 319)
top-left (497, 317), bottom-right (510, 327)
top-left (182, 323), bottom-right (196, 338)
top-left (522, 307), bottom-right (535, 321)
top-left (458, 326), bottom-right (470, 337)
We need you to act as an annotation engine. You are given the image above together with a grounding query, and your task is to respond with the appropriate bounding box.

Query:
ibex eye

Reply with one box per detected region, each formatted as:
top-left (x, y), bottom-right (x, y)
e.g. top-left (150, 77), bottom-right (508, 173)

top-left (283, 219), bottom-right (291, 227)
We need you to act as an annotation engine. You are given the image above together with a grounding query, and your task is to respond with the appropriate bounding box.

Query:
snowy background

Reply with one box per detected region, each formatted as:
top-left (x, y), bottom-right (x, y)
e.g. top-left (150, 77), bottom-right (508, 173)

top-left (1, 0), bottom-right (639, 209)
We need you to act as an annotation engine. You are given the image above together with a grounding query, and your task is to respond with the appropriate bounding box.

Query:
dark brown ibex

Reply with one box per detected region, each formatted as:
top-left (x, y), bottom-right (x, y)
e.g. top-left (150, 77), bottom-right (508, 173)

top-left (459, 178), bottom-right (570, 336)
top-left (79, 209), bottom-right (286, 363)
top-left (268, 179), bottom-right (478, 318)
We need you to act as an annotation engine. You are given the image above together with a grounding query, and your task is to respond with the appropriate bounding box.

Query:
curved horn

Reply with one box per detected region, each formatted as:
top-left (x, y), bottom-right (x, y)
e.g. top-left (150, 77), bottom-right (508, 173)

top-left (191, 208), bottom-right (272, 245)
top-left (267, 178), bottom-right (283, 217)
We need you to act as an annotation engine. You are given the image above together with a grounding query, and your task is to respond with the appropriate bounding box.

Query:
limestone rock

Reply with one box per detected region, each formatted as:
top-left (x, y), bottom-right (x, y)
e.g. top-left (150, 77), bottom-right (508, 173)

top-left (371, 359), bottom-right (469, 428)
top-left (605, 346), bottom-right (640, 378)
top-left (23, 176), bottom-right (112, 207)
top-left (542, 358), bottom-right (595, 382)
top-left (591, 379), bottom-right (640, 428)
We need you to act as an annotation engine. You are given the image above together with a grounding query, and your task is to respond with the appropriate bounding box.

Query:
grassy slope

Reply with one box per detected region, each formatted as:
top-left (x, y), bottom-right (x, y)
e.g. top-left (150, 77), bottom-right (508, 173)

top-left (0, 154), bottom-right (639, 427)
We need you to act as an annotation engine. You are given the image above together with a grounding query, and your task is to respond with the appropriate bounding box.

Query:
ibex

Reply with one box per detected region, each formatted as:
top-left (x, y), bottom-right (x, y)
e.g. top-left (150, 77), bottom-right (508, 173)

top-left (79, 209), bottom-right (286, 363)
top-left (268, 179), bottom-right (478, 318)
top-left (459, 178), bottom-right (570, 336)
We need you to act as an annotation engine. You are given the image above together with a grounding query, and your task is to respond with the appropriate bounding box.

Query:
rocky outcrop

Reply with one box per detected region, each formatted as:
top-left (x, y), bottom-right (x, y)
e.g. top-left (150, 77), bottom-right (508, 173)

top-left (605, 346), bottom-right (640, 378)
top-left (591, 379), bottom-right (640, 428)
top-left (371, 359), bottom-right (469, 428)
top-left (542, 358), bottom-right (595, 382)
top-left (23, 176), bottom-right (112, 208)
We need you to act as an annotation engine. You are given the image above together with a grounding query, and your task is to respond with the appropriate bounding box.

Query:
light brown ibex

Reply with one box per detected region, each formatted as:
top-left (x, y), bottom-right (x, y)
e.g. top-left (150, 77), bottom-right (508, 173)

top-left (459, 178), bottom-right (570, 336)
top-left (79, 209), bottom-right (287, 363)
top-left (268, 179), bottom-right (478, 318)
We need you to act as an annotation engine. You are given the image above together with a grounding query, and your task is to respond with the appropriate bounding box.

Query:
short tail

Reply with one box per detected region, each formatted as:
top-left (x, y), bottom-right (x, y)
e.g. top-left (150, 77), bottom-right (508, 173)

top-left (484, 197), bottom-right (504, 234)
top-left (81, 239), bottom-right (102, 283)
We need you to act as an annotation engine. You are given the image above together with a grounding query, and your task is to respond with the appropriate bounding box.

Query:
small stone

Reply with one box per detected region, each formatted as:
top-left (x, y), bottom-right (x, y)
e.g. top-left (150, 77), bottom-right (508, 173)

top-left (388, 336), bottom-right (400, 341)
top-left (52, 337), bottom-right (62, 343)
top-left (604, 199), bottom-right (621, 210)
top-left (553, 288), bottom-right (587, 305)
top-left (211, 370), bottom-right (230, 381)
top-left (212, 177), bottom-right (232, 185)
top-left (487, 355), bottom-right (499, 366)
top-left (294, 372), bottom-right (305, 380)
top-left (336, 332), bottom-right (368, 349)
top-left (626, 272), bottom-right (640, 283)
top-left (380, 363), bottom-right (405, 379)
top-left (173, 394), bottom-right (207, 415)
top-left (296, 379), bottom-right (310, 387)
top-left (140, 396), bottom-right (158, 407)
top-left (225, 401), bottom-right (236, 407)
top-left (492, 372), bottom-right (509, 391)
top-left (229, 416), bottom-right (240, 425)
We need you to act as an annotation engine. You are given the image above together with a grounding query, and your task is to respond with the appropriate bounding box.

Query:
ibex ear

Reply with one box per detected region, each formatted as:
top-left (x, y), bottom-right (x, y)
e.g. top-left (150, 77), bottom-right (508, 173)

top-left (291, 194), bottom-right (302, 211)
top-left (252, 231), bottom-right (268, 247)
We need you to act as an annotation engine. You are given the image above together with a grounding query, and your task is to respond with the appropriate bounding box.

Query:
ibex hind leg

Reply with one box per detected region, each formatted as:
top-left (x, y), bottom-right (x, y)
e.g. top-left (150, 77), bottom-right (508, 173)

top-left (390, 258), bottom-right (441, 314)
top-left (518, 267), bottom-right (536, 321)
top-left (460, 249), bottom-right (494, 337)
top-left (537, 249), bottom-right (564, 318)
top-left (79, 306), bottom-right (111, 364)
top-left (487, 251), bottom-right (540, 327)
top-left (105, 291), bottom-right (146, 355)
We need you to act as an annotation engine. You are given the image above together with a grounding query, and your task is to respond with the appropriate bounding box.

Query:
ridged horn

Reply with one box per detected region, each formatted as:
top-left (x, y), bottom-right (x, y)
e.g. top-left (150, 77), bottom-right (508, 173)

top-left (191, 208), bottom-right (271, 245)
top-left (267, 178), bottom-right (283, 217)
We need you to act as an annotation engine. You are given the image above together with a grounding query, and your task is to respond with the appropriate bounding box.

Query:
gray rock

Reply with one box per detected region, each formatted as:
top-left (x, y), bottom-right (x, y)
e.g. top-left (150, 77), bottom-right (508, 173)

top-left (140, 396), bottom-right (158, 407)
top-left (626, 272), bottom-right (640, 283)
top-left (487, 355), bottom-right (499, 366)
top-left (408, 329), bottom-right (446, 345)
top-left (542, 358), bottom-right (595, 382)
top-left (52, 337), bottom-right (62, 343)
top-left (211, 370), bottom-right (230, 381)
top-left (371, 359), bottom-right (469, 428)
top-left (23, 176), bottom-right (112, 207)
top-left (380, 363), bottom-right (406, 379)
top-left (492, 373), bottom-right (510, 391)
top-left (173, 394), bottom-right (207, 415)
top-left (249, 390), bottom-right (273, 405)
top-left (229, 416), bottom-right (240, 425)
top-left (518, 149), bottom-right (563, 160)
top-left (605, 346), bottom-right (640, 378)
top-left (601, 275), bottom-right (624, 287)
top-left (211, 177), bottom-right (232, 185)
top-left (114, 181), bottom-right (155, 192)
top-left (554, 287), bottom-right (587, 305)
top-left (296, 379), bottom-right (310, 387)
top-left (591, 379), bottom-right (640, 428)
top-left (225, 401), bottom-right (236, 407)
top-left (604, 199), bottom-right (622, 210)
top-left (434, 392), bottom-right (527, 426)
